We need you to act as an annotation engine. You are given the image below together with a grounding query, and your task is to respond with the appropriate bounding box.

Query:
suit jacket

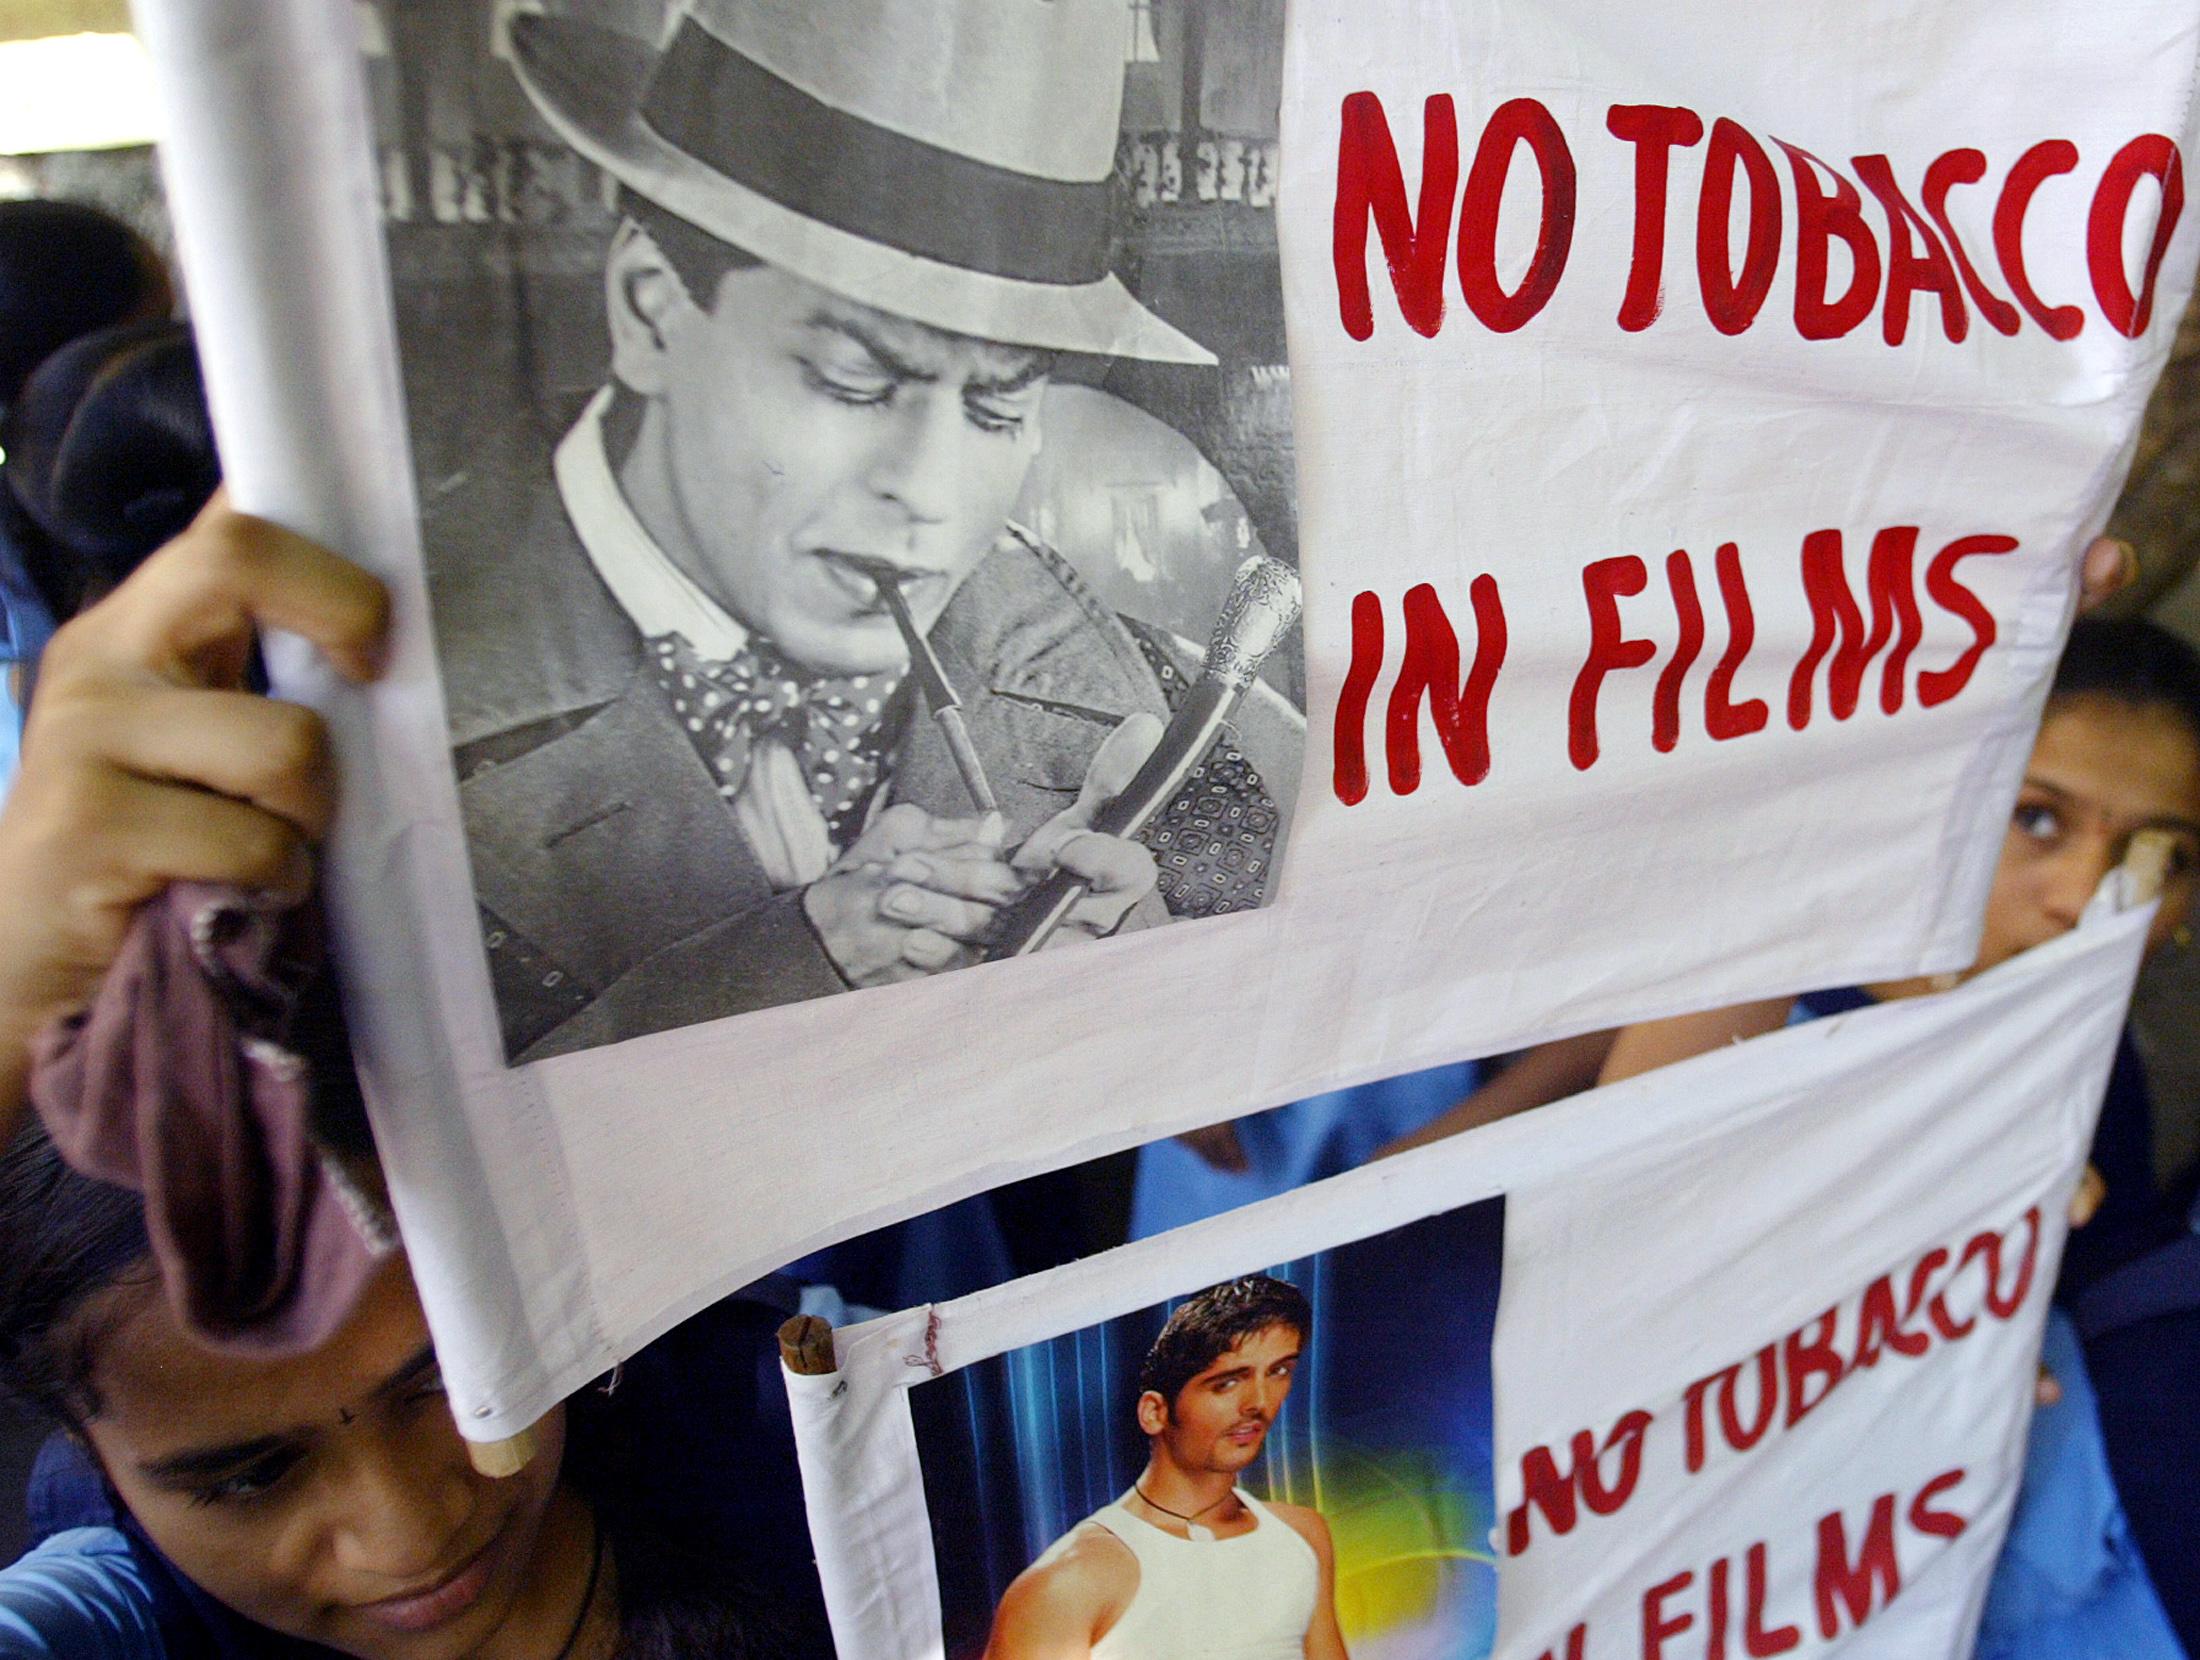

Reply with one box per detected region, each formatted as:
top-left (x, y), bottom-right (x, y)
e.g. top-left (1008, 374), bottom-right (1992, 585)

top-left (444, 479), bottom-right (1304, 1063)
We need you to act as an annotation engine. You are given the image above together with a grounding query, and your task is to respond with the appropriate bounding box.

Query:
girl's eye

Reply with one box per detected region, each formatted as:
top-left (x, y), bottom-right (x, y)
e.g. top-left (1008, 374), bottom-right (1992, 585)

top-left (2013, 802), bottom-right (2061, 841)
top-left (191, 1451), bottom-right (300, 1508)
top-left (402, 1368), bottom-right (449, 1410)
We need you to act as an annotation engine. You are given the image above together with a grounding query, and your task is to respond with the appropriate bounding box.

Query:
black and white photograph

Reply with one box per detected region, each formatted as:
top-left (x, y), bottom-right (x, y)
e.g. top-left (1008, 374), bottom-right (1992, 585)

top-left (360, 0), bottom-right (1307, 1062)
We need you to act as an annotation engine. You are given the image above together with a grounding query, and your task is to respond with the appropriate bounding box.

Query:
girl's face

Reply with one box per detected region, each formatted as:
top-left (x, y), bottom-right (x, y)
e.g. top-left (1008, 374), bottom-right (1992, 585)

top-left (79, 1258), bottom-right (587, 1660)
top-left (1973, 693), bottom-right (2200, 975)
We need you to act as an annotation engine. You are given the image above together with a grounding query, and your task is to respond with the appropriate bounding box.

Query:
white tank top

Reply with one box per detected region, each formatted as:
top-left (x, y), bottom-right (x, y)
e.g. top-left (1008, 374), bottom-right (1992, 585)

top-left (1083, 1490), bottom-right (1319, 1659)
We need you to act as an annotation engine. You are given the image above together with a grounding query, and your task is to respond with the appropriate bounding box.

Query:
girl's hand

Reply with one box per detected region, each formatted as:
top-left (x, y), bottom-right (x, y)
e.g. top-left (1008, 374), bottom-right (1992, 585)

top-left (2078, 536), bottom-right (2136, 612)
top-left (0, 502), bottom-right (388, 1128)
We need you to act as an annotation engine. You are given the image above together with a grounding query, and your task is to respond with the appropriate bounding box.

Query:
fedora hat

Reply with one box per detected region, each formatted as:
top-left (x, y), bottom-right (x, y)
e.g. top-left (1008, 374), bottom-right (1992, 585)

top-left (503, 0), bottom-right (1216, 365)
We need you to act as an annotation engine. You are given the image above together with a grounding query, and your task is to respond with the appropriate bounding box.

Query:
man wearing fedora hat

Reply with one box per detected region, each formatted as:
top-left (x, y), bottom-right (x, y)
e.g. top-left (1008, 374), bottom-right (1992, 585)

top-left (439, 0), bottom-right (1304, 1061)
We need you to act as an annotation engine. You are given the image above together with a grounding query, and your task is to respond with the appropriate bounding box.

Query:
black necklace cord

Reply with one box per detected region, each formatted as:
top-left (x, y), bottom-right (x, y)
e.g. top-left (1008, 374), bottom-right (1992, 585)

top-left (549, 1510), bottom-right (607, 1660)
top-left (1132, 1481), bottom-right (1238, 1530)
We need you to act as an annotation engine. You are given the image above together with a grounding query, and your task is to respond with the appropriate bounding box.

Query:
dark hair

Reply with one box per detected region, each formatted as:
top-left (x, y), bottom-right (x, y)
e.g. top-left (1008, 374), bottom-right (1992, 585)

top-left (0, 960), bottom-right (371, 1431)
top-left (1, 320), bottom-right (219, 621)
top-left (2050, 616), bottom-right (2200, 747)
top-left (0, 199), bottom-right (170, 417)
top-left (558, 1374), bottom-right (827, 1659)
top-left (617, 187), bottom-right (761, 309)
top-left (0, 1122), bottom-right (154, 1429)
top-left (1137, 1274), bottom-right (1311, 1408)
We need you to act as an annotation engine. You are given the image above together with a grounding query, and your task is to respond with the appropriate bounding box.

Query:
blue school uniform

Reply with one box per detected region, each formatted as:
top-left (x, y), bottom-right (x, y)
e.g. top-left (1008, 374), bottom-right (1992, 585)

top-left (2077, 1197), bottom-right (2200, 1651)
top-left (1974, 1311), bottom-right (2183, 1660)
top-left (1130, 1059), bottom-right (1483, 1238)
top-left (0, 1528), bottom-right (181, 1658)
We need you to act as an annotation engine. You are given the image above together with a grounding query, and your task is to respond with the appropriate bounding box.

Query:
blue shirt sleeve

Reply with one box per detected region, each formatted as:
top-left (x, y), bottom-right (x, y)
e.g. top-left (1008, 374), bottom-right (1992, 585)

top-left (1131, 1059), bottom-right (1484, 1237)
top-left (1975, 1312), bottom-right (2183, 1660)
top-left (0, 1528), bottom-right (167, 1658)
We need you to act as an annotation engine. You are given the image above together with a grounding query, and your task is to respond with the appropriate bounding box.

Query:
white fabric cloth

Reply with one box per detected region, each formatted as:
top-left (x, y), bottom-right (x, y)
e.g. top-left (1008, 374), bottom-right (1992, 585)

top-left (142, 0), bottom-right (2200, 1441)
top-left (555, 390), bottom-right (836, 888)
top-left (1085, 1490), bottom-right (1319, 1660)
top-left (784, 1364), bottom-right (943, 1657)
top-left (790, 892), bottom-right (2151, 1658)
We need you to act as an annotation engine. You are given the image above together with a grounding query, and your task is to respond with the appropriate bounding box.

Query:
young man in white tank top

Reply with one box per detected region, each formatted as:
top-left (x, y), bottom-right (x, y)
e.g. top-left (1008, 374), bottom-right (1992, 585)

top-left (983, 1276), bottom-right (1349, 1659)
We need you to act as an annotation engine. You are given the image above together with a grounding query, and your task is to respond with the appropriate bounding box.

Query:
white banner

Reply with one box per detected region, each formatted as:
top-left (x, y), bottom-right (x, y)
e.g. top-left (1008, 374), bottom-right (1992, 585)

top-left (135, 0), bottom-right (2200, 1433)
top-left (790, 889), bottom-right (2150, 1659)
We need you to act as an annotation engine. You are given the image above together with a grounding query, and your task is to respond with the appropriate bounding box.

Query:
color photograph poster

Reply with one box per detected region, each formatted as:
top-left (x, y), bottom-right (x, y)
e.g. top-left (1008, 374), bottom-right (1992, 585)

top-left (138, 0), bottom-right (2200, 1432)
top-left (916, 1200), bottom-right (1504, 1660)
top-left (788, 892), bottom-right (2150, 1658)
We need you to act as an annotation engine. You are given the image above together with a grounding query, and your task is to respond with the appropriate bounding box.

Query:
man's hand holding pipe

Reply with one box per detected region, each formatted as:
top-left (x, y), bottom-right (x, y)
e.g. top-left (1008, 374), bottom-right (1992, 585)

top-left (806, 805), bottom-right (1019, 983)
top-left (806, 712), bottom-right (1165, 982)
top-left (1012, 713), bottom-right (1165, 947)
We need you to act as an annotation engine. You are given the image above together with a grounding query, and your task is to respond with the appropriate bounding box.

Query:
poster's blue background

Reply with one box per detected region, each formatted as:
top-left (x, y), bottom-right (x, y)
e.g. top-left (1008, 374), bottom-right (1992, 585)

top-left (912, 1194), bottom-right (1505, 1658)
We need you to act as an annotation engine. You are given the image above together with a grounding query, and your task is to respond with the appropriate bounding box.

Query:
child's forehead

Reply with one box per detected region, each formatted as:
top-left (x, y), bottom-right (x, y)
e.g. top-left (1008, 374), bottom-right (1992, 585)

top-left (89, 1259), bottom-right (428, 1442)
top-left (2034, 695), bottom-right (2200, 825)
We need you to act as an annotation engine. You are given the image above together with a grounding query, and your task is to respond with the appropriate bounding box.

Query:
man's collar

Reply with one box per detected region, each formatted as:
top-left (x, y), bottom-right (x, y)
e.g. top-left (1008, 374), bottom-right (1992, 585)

top-left (555, 388), bottom-right (749, 660)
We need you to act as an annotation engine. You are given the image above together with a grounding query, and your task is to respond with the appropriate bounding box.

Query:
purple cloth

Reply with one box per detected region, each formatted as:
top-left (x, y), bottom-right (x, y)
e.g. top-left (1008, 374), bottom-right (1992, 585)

top-left (28, 884), bottom-right (389, 1357)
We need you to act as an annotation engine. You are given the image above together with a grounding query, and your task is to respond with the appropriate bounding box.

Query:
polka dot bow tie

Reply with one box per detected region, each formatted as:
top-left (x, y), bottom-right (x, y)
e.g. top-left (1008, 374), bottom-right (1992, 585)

top-left (647, 633), bottom-right (906, 847)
